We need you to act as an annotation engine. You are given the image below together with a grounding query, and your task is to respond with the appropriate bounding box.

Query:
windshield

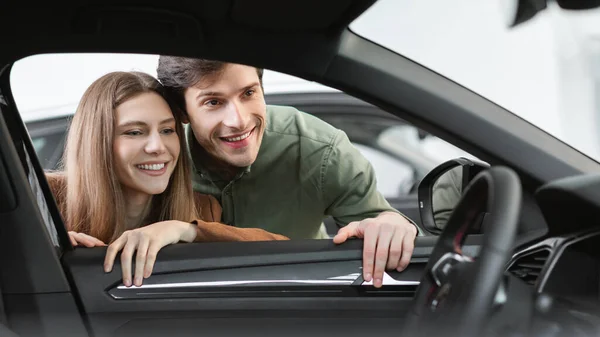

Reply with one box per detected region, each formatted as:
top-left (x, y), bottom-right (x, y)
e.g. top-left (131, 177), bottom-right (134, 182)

top-left (350, 1), bottom-right (600, 162)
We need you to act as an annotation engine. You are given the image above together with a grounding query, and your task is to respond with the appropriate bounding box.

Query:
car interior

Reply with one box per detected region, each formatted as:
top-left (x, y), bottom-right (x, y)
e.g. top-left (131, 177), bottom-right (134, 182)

top-left (2, 0), bottom-right (600, 337)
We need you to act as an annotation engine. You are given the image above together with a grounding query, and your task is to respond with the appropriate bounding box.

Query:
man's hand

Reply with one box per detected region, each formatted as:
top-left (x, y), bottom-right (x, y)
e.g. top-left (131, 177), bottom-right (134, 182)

top-left (333, 212), bottom-right (417, 288)
top-left (103, 220), bottom-right (197, 287)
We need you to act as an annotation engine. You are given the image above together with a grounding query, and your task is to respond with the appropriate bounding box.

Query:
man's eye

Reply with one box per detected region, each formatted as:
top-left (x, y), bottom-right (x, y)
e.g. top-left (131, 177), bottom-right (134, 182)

top-left (204, 99), bottom-right (220, 107)
top-left (244, 89), bottom-right (255, 97)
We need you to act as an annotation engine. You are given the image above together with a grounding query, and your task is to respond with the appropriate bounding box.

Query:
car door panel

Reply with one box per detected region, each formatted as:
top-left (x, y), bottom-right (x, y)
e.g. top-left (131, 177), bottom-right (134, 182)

top-left (110, 316), bottom-right (405, 337)
top-left (61, 235), bottom-right (483, 337)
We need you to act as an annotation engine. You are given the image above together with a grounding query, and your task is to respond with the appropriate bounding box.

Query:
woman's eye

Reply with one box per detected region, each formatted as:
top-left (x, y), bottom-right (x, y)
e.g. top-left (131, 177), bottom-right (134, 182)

top-left (161, 128), bottom-right (176, 135)
top-left (124, 130), bottom-right (142, 136)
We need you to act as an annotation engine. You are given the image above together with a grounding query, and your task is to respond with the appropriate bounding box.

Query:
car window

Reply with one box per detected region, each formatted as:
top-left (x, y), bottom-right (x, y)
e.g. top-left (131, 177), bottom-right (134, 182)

top-left (351, 1), bottom-right (600, 162)
top-left (29, 133), bottom-right (64, 170)
top-left (31, 137), bottom-right (47, 152)
top-left (378, 125), bottom-right (479, 168)
top-left (10, 52), bottom-right (485, 249)
top-left (353, 143), bottom-right (414, 199)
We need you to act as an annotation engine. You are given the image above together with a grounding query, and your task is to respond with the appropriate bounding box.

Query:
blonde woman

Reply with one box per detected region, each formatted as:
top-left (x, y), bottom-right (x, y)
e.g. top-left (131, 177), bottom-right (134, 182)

top-left (46, 71), bottom-right (287, 287)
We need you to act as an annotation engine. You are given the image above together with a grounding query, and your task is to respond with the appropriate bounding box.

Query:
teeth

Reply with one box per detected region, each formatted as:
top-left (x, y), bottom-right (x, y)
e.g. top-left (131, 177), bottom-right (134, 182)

top-left (137, 163), bottom-right (165, 171)
top-left (224, 131), bottom-right (251, 142)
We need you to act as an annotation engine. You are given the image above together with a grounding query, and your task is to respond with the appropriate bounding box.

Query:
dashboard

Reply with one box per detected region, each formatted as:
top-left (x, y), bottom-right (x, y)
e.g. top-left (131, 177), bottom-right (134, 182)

top-left (498, 173), bottom-right (600, 336)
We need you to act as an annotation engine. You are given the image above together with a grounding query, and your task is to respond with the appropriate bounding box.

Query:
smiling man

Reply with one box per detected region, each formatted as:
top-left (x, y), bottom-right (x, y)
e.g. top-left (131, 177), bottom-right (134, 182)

top-left (156, 56), bottom-right (420, 287)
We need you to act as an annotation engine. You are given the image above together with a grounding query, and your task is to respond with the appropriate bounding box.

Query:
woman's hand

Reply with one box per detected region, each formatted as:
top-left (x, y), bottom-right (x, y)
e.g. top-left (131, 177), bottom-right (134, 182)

top-left (103, 220), bottom-right (197, 287)
top-left (68, 231), bottom-right (107, 247)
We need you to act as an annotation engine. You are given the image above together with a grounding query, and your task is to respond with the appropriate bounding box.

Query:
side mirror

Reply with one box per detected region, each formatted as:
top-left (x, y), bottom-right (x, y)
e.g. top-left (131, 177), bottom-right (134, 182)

top-left (417, 157), bottom-right (490, 235)
top-left (501, 0), bottom-right (600, 28)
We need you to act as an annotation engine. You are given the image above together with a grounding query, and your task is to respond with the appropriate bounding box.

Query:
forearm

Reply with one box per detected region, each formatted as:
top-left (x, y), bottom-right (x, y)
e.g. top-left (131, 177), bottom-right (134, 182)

top-left (192, 220), bottom-right (290, 242)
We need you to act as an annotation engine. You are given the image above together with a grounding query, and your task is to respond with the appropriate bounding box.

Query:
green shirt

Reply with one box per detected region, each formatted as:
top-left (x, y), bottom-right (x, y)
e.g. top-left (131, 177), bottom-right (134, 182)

top-left (186, 105), bottom-right (407, 239)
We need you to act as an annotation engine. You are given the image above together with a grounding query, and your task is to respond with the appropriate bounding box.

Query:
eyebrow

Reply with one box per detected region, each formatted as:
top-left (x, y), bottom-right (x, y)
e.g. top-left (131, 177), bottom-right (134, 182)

top-left (118, 117), bottom-right (175, 128)
top-left (195, 82), bottom-right (260, 101)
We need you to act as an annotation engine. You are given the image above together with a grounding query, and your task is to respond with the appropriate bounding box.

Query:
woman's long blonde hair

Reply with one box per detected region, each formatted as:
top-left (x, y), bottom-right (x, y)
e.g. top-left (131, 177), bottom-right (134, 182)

top-left (54, 71), bottom-right (198, 243)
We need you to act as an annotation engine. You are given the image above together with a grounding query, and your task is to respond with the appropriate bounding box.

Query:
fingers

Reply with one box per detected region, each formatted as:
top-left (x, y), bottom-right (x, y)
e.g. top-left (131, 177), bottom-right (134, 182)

top-left (104, 235), bottom-right (127, 273)
top-left (120, 236), bottom-right (138, 287)
top-left (360, 216), bottom-right (418, 288)
top-left (332, 221), bottom-right (359, 244)
top-left (362, 222), bottom-right (379, 283)
top-left (103, 231), bottom-right (163, 287)
top-left (144, 242), bottom-right (161, 279)
top-left (372, 225), bottom-right (394, 288)
top-left (68, 232), bottom-right (78, 246)
top-left (103, 223), bottom-right (180, 287)
top-left (397, 232), bottom-right (415, 272)
top-left (86, 234), bottom-right (107, 247)
top-left (386, 229), bottom-right (404, 271)
top-left (133, 236), bottom-right (150, 287)
top-left (70, 232), bottom-right (106, 247)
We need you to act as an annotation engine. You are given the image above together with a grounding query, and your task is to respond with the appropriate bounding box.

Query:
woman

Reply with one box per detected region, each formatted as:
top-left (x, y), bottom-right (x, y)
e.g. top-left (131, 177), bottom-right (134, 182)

top-left (46, 71), bottom-right (287, 287)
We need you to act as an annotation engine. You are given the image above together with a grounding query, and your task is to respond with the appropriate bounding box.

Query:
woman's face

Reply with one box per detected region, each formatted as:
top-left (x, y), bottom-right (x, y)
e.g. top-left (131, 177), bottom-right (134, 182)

top-left (113, 92), bottom-right (180, 198)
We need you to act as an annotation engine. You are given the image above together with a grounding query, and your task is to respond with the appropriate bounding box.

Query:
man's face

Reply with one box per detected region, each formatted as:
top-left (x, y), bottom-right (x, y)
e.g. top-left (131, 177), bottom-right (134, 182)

top-left (183, 64), bottom-right (266, 169)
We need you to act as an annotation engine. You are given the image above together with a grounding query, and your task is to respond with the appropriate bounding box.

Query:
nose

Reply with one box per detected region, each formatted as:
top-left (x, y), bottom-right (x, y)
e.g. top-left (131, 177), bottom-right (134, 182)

top-left (222, 101), bottom-right (250, 130)
top-left (144, 131), bottom-right (167, 155)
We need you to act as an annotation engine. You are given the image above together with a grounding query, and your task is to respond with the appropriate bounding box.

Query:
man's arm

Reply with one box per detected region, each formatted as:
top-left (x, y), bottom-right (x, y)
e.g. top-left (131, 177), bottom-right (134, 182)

top-left (321, 130), bottom-right (419, 288)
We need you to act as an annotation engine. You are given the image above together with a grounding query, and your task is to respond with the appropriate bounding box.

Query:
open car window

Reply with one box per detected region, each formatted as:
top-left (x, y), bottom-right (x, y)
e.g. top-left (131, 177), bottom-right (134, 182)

top-left (10, 53), bottom-right (482, 246)
top-left (13, 53), bottom-right (481, 195)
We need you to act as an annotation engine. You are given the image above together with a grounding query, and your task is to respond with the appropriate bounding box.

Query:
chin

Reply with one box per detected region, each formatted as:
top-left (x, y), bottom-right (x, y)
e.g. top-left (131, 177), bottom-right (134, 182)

top-left (142, 184), bottom-right (169, 196)
top-left (228, 157), bottom-right (256, 168)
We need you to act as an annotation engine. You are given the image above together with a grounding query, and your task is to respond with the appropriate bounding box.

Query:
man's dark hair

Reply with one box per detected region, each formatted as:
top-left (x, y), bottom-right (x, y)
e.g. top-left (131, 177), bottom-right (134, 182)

top-left (156, 56), bottom-right (264, 114)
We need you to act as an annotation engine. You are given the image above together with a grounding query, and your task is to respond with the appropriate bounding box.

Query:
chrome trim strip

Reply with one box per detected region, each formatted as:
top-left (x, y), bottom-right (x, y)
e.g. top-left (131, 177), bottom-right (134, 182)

top-left (117, 279), bottom-right (354, 289)
top-left (361, 272), bottom-right (420, 286)
top-left (115, 272), bottom-right (419, 290)
top-left (327, 273), bottom-right (361, 280)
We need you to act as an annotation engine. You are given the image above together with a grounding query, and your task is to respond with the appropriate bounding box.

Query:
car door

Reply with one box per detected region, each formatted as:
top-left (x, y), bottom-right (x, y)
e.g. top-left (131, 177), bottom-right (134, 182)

top-left (0, 118), bottom-right (485, 337)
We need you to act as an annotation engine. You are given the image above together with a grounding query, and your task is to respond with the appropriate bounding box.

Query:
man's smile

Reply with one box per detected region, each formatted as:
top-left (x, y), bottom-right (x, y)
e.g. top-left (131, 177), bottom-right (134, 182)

top-left (219, 127), bottom-right (256, 149)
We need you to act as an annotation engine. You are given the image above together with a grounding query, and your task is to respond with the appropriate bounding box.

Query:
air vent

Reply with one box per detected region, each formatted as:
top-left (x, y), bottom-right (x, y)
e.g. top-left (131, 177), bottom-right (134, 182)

top-left (507, 248), bottom-right (551, 286)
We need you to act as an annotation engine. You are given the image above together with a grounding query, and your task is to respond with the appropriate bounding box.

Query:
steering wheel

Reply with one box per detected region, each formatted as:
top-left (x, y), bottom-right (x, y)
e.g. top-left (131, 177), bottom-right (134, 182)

top-left (404, 166), bottom-right (522, 337)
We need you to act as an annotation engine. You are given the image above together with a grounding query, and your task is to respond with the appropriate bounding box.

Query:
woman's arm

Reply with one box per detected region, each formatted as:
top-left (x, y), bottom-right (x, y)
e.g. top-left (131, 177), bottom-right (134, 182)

top-left (192, 219), bottom-right (289, 242)
top-left (193, 193), bottom-right (289, 241)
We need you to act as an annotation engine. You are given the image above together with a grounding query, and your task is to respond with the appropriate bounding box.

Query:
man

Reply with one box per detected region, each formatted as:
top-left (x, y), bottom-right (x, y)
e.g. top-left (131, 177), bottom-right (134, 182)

top-left (157, 56), bottom-right (419, 288)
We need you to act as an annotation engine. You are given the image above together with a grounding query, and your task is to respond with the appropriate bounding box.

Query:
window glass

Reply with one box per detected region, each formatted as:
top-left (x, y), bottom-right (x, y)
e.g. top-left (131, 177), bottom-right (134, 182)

top-left (29, 133), bottom-right (64, 170)
top-left (350, 0), bottom-right (600, 161)
top-left (31, 137), bottom-right (47, 152)
top-left (10, 53), bottom-right (481, 246)
top-left (353, 143), bottom-right (414, 198)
